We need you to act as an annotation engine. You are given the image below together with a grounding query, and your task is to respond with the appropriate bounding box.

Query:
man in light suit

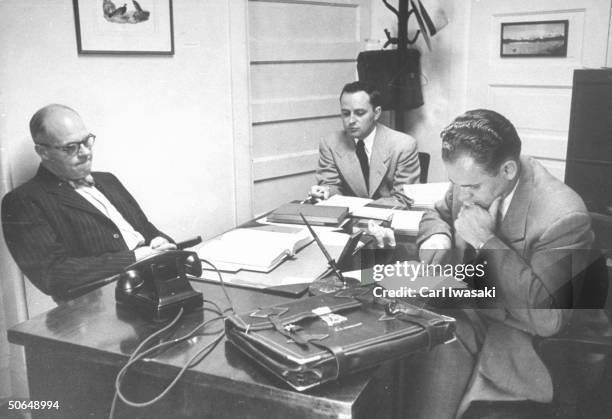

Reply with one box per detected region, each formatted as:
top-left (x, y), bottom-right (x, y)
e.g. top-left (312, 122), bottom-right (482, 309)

top-left (2, 104), bottom-right (175, 301)
top-left (411, 109), bottom-right (595, 418)
top-left (309, 81), bottom-right (420, 206)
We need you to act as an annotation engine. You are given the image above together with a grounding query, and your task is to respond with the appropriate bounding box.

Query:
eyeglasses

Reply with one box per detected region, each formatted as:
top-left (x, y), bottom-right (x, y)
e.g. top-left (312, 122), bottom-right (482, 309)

top-left (36, 134), bottom-right (96, 156)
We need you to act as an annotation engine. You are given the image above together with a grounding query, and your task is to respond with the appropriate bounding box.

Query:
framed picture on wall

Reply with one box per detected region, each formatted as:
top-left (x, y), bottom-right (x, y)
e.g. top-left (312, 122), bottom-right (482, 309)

top-left (73, 0), bottom-right (174, 55)
top-left (500, 20), bottom-right (568, 58)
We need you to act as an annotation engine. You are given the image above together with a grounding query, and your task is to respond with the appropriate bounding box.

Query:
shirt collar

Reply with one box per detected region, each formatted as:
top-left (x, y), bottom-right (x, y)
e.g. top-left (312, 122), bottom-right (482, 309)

top-left (68, 174), bottom-right (96, 189)
top-left (353, 126), bottom-right (376, 155)
top-left (500, 179), bottom-right (519, 219)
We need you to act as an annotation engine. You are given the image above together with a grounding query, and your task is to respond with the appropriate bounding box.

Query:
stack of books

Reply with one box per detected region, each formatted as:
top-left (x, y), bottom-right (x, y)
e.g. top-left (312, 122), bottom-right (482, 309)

top-left (267, 203), bottom-right (349, 227)
top-left (402, 182), bottom-right (450, 210)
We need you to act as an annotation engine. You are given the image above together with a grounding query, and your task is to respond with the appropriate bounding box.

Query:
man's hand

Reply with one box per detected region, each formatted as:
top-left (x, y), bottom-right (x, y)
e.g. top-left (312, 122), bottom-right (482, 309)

top-left (455, 197), bottom-right (501, 249)
top-left (134, 237), bottom-right (177, 261)
top-left (419, 234), bottom-right (452, 264)
top-left (367, 220), bottom-right (396, 248)
top-left (309, 185), bottom-right (330, 202)
top-left (150, 236), bottom-right (177, 251)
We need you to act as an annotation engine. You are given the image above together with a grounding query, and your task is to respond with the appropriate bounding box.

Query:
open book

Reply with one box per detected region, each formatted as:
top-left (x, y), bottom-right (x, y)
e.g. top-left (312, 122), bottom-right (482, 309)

top-left (196, 225), bottom-right (312, 273)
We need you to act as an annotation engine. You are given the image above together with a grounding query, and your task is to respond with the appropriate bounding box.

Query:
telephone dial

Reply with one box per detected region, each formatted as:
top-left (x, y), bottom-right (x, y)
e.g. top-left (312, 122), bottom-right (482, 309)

top-left (115, 250), bottom-right (203, 322)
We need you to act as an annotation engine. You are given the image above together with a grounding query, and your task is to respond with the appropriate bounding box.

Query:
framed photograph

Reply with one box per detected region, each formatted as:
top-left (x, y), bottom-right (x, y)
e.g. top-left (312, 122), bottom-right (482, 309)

top-left (500, 20), bottom-right (568, 58)
top-left (73, 0), bottom-right (174, 55)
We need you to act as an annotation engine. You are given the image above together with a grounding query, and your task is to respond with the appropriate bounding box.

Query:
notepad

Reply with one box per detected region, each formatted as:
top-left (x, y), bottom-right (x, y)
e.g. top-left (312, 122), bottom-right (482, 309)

top-left (402, 182), bottom-right (450, 210)
top-left (196, 226), bottom-right (312, 273)
top-left (267, 203), bottom-right (349, 226)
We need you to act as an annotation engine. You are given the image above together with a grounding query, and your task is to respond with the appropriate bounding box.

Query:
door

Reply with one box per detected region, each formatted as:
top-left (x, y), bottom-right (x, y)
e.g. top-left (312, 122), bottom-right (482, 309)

top-left (466, 0), bottom-right (611, 179)
top-left (248, 0), bottom-right (370, 215)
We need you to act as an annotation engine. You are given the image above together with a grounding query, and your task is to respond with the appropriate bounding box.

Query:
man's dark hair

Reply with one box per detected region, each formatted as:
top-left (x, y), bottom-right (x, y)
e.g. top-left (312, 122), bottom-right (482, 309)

top-left (440, 109), bottom-right (521, 174)
top-left (340, 81), bottom-right (382, 109)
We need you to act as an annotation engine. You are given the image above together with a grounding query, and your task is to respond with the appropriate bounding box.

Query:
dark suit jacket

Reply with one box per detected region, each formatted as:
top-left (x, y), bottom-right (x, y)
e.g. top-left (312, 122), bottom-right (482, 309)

top-left (315, 123), bottom-right (420, 199)
top-left (1, 165), bottom-right (172, 300)
top-left (418, 157), bottom-right (595, 412)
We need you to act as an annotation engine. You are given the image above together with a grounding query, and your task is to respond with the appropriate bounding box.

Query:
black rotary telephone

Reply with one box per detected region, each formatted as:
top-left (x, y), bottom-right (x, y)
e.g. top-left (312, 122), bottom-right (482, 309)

top-left (115, 250), bottom-right (203, 322)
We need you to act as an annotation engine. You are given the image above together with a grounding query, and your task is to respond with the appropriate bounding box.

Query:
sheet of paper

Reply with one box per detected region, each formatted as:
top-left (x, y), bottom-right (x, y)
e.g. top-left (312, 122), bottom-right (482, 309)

top-left (317, 231), bottom-right (351, 247)
top-left (402, 182), bottom-right (450, 209)
top-left (316, 195), bottom-right (373, 213)
top-left (351, 206), bottom-right (395, 220)
top-left (390, 210), bottom-right (425, 234)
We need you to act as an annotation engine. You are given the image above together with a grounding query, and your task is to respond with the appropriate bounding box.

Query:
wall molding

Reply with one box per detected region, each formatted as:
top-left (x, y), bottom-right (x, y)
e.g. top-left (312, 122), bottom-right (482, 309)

top-left (253, 150), bottom-right (318, 181)
top-left (252, 95), bottom-right (338, 123)
top-left (229, 0), bottom-right (254, 224)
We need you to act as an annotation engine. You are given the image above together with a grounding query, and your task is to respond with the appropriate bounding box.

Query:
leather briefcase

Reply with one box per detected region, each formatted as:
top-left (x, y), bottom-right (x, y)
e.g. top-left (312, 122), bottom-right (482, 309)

top-left (225, 285), bottom-right (455, 391)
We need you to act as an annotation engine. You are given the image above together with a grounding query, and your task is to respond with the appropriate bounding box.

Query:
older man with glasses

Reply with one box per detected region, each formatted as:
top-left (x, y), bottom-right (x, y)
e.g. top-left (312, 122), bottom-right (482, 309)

top-left (1, 104), bottom-right (175, 301)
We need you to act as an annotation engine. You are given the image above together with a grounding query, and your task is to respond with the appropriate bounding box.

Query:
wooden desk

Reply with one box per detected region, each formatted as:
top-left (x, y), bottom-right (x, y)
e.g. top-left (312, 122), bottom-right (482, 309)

top-left (8, 281), bottom-right (396, 419)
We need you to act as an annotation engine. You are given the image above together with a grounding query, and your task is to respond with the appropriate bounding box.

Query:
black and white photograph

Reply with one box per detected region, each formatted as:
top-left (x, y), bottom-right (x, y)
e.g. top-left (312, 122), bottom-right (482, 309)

top-left (1, 1), bottom-right (611, 418)
top-left (500, 20), bottom-right (569, 57)
top-left (73, 0), bottom-right (174, 54)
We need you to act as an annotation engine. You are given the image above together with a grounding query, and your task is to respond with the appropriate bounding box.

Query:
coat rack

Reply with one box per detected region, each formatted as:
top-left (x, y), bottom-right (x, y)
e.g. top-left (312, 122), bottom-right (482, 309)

top-left (380, 0), bottom-right (433, 131)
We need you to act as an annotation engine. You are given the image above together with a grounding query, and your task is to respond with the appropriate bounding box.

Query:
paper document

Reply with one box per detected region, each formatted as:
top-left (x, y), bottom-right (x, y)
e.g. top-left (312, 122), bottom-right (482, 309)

top-left (351, 207), bottom-right (424, 236)
top-left (390, 210), bottom-right (425, 235)
top-left (402, 182), bottom-right (450, 209)
top-left (316, 195), bottom-right (373, 213)
top-left (351, 206), bottom-right (395, 220)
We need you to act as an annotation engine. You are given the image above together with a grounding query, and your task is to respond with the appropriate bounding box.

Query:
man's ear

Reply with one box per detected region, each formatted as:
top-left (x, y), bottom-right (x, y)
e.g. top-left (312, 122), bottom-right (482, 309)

top-left (501, 159), bottom-right (518, 181)
top-left (34, 145), bottom-right (50, 161)
top-left (373, 106), bottom-right (382, 121)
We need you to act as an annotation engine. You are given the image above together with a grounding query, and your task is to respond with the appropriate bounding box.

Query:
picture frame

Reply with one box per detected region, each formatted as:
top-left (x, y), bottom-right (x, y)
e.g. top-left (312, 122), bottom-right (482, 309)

top-left (500, 20), bottom-right (568, 58)
top-left (73, 0), bottom-right (174, 55)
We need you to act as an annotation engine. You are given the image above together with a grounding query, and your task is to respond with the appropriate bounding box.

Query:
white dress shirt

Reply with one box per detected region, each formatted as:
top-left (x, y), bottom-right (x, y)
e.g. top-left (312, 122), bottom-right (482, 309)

top-left (500, 179), bottom-right (519, 221)
top-left (353, 126), bottom-right (376, 163)
top-left (72, 183), bottom-right (145, 250)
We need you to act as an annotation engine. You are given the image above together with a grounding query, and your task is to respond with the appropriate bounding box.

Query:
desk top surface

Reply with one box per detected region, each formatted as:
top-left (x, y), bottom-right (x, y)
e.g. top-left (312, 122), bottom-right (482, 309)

top-left (8, 279), bottom-right (378, 410)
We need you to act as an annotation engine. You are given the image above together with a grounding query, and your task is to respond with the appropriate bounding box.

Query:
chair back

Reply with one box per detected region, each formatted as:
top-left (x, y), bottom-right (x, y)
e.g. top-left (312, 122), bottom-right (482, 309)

top-left (418, 152), bottom-right (430, 184)
top-left (575, 252), bottom-right (609, 310)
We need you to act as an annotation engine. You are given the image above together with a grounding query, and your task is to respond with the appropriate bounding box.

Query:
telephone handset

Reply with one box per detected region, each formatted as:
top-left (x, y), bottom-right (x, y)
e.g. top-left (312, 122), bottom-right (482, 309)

top-left (115, 250), bottom-right (203, 322)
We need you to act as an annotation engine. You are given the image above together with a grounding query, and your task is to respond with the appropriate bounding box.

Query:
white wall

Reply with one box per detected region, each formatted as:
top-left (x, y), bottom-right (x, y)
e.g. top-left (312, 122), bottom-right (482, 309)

top-left (369, 0), bottom-right (471, 182)
top-left (0, 0), bottom-right (249, 397)
top-left (1, 0), bottom-right (241, 241)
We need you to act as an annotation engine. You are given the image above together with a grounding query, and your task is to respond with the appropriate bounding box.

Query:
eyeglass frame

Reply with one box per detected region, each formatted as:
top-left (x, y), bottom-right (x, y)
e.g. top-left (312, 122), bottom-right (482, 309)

top-left (35, 133), bottom-right (96, 156)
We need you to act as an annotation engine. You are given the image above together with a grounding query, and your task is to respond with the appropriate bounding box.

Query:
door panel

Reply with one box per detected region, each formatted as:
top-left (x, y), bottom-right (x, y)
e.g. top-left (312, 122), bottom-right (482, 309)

top-left (248, 0), bottom-right (370, 215)
top-left (467, 0), bottom-right (611, 180)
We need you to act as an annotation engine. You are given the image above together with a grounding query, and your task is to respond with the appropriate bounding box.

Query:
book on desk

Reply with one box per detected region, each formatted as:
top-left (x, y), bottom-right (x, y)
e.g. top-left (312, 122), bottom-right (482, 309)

top-left (196, 225), bottom-right (312, 273)
top-left (267, 203), bottom-right (349, 226)
top-left (317, 194), bottom-right (425, 236)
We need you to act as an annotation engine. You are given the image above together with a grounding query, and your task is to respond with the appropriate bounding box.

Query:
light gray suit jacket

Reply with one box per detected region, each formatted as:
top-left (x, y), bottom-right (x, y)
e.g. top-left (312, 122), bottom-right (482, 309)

top-left (418, 156), bottom-right (595, 413)
top-left (315, 123), bottom-right (420, 199)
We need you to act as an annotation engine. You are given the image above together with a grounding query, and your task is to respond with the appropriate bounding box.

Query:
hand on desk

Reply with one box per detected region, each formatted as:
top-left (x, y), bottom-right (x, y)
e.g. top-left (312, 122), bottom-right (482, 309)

top-left (134, 236), bottom-right (177, 261)
top-left (368, 220), bottom-right (396, 248)
top-left (308, 185), bottom-right (330, 202)
top-left (419, 234), bottom-right (451, 264)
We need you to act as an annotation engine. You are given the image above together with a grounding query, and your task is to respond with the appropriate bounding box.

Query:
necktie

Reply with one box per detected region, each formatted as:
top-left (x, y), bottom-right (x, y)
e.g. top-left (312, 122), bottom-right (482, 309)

top-left (68, 174), bottom-right (95, 189)
top-left (355, 139), bottom-right (369, 191)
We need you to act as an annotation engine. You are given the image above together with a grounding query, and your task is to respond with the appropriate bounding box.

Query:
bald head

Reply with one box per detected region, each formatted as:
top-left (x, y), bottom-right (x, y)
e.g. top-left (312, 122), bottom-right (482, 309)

top-left (30, 104), bottom-right (82, 145)
top-left (30, 104), bottom-right (94, 180)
